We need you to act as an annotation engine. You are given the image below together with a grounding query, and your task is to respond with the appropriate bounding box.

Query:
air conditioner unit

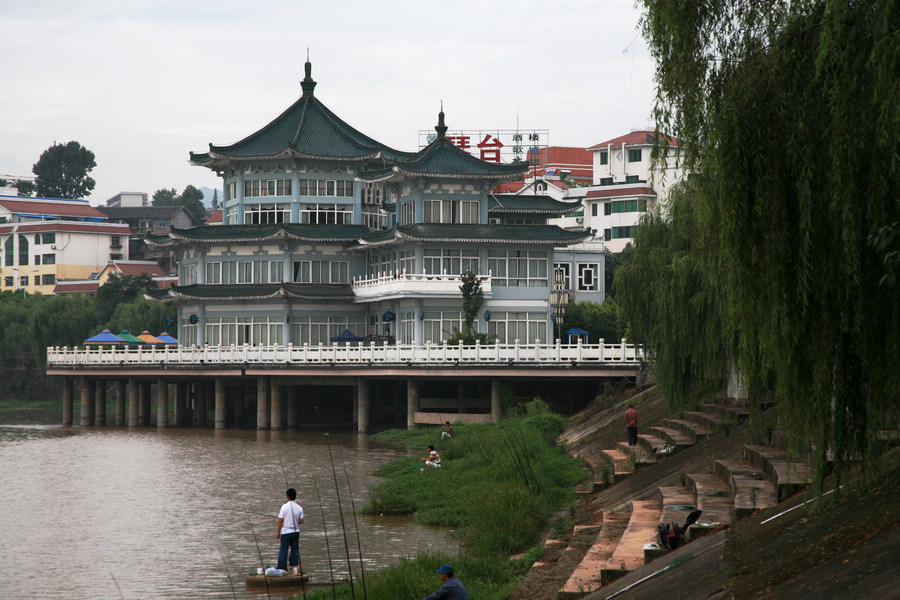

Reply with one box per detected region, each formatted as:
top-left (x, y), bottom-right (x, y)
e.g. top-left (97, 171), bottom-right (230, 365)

top-left (575, 217), bottom-right (584, 224)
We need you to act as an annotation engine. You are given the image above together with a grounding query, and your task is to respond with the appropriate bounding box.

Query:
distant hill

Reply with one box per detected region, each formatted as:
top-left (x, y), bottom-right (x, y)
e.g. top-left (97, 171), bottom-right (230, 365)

top-left (199, 187), bottom-right (222, 208)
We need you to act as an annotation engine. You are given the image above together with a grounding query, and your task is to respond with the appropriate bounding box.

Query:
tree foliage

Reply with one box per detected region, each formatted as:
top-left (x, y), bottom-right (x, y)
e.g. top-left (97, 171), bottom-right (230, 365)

top-left (561, 298), bottom-right (625, 343)
top-left (638, 0), bottom-right (900, 486)
top-left (32, 141), bottom-right (96, 199)
top-left (153, 185), bottom-right (207, 223)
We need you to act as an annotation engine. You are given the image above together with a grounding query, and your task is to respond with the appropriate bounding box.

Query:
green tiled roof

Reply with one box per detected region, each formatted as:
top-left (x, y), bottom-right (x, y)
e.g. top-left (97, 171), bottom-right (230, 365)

top-left (163, 283), bottom-right (355, 301)
top-left (358, 139), bottom-right (528, 182)
top-left (169, 284), bottom-right (285, 300)
top-left (189, 63), bottom-right (412, 166)
top-left (154, 223), bottom-right (371, 245)
top-left (360, 223), bottom-right (591, 246)
top-left (488, 194), bottom-right (579, 215)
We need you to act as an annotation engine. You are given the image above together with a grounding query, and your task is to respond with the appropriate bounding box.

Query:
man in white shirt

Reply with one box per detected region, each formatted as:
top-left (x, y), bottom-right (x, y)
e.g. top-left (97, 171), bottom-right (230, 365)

top-left (276, 488), bottom-right (304, 573)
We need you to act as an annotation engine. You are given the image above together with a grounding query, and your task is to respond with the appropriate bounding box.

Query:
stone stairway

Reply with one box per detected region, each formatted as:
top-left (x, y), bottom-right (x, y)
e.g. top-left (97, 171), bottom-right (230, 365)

top-left (541, 396), bottom-right (823, 599)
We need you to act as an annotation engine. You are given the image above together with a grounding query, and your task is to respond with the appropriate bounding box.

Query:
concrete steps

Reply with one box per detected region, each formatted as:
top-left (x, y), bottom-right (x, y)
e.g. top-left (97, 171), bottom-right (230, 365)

top-left (601, 448), bottom-right (635, 477)
top-left (600, 500), bottom-right (661, 585)
top-left (715, 458), bottom-right (778, 518)
top-left (743, 444), bottom-right (813, 501)
top-left (685, 472), bottom-right (734, 528)
top-left (648, 425), bottom-right (694, 449)
top-left (616, 441), bottom-right (656, 468)
top-left (664, 418), bottom-right (714, 443)
top-left (558, 509), bottom-right (631, 598)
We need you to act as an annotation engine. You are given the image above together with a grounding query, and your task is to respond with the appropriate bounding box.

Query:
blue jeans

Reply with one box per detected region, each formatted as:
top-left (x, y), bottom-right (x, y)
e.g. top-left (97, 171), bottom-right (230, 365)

top-left (277, 532), bottom-right (299, 570)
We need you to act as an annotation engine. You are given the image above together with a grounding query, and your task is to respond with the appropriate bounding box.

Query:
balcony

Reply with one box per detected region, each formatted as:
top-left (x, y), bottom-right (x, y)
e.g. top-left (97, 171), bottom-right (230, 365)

top-left (351, 270), bottom-right (492, 301)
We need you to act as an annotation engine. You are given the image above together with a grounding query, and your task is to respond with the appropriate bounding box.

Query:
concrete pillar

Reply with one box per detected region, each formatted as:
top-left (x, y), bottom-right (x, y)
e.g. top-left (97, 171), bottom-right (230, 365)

top-left (63, 377), bottom-right (73, 425)
top-left (79, 376), bottom-right (91, 426)
top-left (215, 377), bottom-right (226, 429)
top-left (257, 376), bottom-right (269, 430)
top-left (128, 377), bottom-right (138, 427)
top-left (233, 386), bottom-right (243, 426)
top-left (139, 382), bottom-right (151, 427)
top-left (95, 380), bottom-right (107, 426)
top-left (115, 380), bottom-right (126, 427)
top-left (357, 378), bottom-right (370, 433)
top-left (174, 382), bottom-right (187, 427)
top-left (491, 379), bottom-right (502, 423)
top-left (157, 378), bottom-right (169, 428)
top-left (286, 386), bottom-right (299, 429)
top-left (196, 381), bottom-right (208, 427)
top-left (407, 378), bottom-right (419, 430)
top-left (271, 378), bottom-right (282, 430)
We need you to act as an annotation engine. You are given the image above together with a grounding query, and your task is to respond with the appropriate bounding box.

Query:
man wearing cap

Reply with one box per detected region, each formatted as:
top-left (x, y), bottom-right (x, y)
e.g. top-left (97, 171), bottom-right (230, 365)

top-left (422, 564), bottom-right (469, 600)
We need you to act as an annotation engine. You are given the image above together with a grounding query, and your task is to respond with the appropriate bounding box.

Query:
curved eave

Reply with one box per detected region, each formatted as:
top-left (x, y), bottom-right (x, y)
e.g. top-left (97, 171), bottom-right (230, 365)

top-left (169, 284), bottom-right (286, 301)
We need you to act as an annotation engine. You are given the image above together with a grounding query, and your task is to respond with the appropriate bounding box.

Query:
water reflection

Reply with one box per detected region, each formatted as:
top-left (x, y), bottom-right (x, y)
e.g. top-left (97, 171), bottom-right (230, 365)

top-left (0, 411), bottom-right (457, 600)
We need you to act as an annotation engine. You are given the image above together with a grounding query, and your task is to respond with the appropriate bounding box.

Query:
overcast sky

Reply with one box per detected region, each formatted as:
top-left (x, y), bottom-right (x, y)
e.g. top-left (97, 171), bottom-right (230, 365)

top-left (0, 0), bottom-right (657, 205)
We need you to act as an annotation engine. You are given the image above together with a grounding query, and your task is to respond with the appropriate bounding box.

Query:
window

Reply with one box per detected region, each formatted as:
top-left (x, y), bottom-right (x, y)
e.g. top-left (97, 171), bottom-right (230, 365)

top-left (423, 199), bottom-right (479, 223)
top-left (400, 311), bottom-right (416, 344)
top-left (422, 311), bottom-right (463, 344)
top-left (610, 226), bottom-right (638, 239)
top-left (488, 250), bottom-right (548, 287)
top-left (243, 179), bottom-right (292, 198)
top-left (3, 276), bottom-right (12, 287)
top-left (204, 260), bottom-right (281, 284)
top-left (44, 233), bottom-right (55, 244)
top-left (293, 260), bottom-right (349, 283)
top-left (608, 199), bottom-right (647, 214)
top-left (206, 262), bottom-right (221, 284)
top-left (578, 263), bottom-right (599, 291)
top-left (591, 203), bottom-right (598, 217)
top-left (399, 202), bottom-right (414, 225)
top-left (298, 179), bottom-right (354, 197)
top-left (291, 316), bottom-right (365, 346)
top-left (206, 316), bottom-right (284, 346)
top-left (604, 202), bottom-right (612, 216)
top-left (244, 203), bottom-right (289, 224)
top-left (487, 312), bottom-right (546, 344)
top-left (627, 149), bottom-right (642, 163)
top-left (400, 250), bottom-right (415, 275)
top-left (18, 235), bottom-right (28, 265)
top-left (300, 203), bottom-right (352, 224)
top-left (42, 274), bottom-right (56, 285)
top-left (423, 249), bottom-right (479, 275)
top-left (599, 151), bottom-right (608, 165)
top-left (3, 237), bottom-right (11, 266)
top-left (600, 177), bottom-right (613, 186)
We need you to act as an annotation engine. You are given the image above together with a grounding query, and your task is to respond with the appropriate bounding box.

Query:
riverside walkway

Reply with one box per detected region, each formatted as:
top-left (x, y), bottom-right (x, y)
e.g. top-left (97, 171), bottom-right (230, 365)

top-left (46, 340), bottom-right (645, 432)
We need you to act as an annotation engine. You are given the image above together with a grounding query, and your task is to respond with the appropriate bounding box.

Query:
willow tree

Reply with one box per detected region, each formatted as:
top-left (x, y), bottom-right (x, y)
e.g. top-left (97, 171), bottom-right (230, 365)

top-left (615, 181), bottom-right (730, 408)
top-left (640, 0), bottom-right (900, 487)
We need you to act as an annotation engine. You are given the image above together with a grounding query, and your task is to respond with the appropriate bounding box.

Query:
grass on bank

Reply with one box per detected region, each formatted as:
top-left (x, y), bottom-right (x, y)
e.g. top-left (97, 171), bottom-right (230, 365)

top-left (299, 398), bottom-right (589, 600)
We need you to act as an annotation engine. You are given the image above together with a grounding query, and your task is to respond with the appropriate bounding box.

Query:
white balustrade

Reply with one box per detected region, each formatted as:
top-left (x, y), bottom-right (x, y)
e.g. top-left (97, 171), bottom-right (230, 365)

top-left (45, 339), bottom-right (643, 368)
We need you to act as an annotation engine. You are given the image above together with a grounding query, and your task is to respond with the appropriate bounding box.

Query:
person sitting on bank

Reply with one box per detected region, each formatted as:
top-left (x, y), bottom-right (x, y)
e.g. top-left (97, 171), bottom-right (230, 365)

top-left (422, 563), bottom-right (469, 600)
top-left (441, 421), bottom-right (453, 440)
top-left (421, 444), bottom-right (442, 469)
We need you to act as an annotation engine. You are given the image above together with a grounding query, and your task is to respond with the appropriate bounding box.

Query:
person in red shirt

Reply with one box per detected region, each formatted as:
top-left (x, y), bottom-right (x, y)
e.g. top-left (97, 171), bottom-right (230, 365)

top-left (625, 404), bottom-right (639, 446)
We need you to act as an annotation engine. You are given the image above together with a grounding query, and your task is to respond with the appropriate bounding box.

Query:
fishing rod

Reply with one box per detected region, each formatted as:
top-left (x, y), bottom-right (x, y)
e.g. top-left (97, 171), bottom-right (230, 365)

top-left (508, 408), bottom-right (541, 493)
top-left (315, 405), bottom-right (357, 600)
top-left (280, 457), bottom-right (308, 600)
top-left (342, 464), bottom-right (368, 600)
top-left (215, 543), bottom-right (238, 600)
top-left (247, 517), bottom-right (272, 600)
top-left (312, 473), bottom-right (339, 599)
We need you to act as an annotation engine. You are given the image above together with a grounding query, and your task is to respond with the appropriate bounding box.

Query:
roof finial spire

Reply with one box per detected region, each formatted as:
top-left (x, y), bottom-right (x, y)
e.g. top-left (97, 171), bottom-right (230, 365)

top-left (435, 101), bottom-right (447, 140)
top-left (301, 50), bottom-right (317, 97)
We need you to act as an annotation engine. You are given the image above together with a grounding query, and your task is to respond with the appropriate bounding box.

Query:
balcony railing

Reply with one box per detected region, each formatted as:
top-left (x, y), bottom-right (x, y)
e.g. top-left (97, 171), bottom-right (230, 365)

top-left (46, 339), bottom-right (643, 368)
top-left (351, 270), bottom-right (492, 300)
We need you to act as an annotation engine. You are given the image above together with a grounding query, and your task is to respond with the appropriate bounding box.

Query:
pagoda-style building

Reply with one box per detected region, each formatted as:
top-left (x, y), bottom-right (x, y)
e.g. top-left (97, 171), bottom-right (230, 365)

top-left (151, 61), bottom-right (600, 348)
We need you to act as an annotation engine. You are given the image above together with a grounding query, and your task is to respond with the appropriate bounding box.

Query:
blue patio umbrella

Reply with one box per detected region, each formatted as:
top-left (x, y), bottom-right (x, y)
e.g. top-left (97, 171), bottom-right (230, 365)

top-left (83, 329), bottom-right (125, 345)
top-left (156, 332), bottom-right (178, 345)
top-left (331, 329), bottom-right (365, 343)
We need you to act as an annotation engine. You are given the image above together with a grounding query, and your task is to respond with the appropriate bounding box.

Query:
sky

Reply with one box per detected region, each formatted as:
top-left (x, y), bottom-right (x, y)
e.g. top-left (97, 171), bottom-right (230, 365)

top-left (0, 0), bottom-right (657, 206)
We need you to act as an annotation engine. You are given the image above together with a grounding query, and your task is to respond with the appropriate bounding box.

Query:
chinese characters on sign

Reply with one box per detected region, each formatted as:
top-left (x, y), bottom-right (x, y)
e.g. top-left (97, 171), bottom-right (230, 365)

top-left (419, 129), bottom-right (549, 164)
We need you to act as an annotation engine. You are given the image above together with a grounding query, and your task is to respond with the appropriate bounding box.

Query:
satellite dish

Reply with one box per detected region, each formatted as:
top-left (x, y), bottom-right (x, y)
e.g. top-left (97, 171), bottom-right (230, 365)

top-left (189, 314), bottom-right (198, 324)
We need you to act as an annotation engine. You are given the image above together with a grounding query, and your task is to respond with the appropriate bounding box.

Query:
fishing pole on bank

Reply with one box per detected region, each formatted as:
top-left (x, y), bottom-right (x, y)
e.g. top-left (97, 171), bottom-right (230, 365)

top-left (247, 517), bottom-right (272, 600)
top-left (311, 473), bottom-right (338, 599)
top-left (315, 404), bottom-right (359, 600)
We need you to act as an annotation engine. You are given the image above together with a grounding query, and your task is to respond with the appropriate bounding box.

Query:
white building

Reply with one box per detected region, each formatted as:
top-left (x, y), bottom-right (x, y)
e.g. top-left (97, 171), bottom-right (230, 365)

top-left (0, 195), bottom-right (131, 295)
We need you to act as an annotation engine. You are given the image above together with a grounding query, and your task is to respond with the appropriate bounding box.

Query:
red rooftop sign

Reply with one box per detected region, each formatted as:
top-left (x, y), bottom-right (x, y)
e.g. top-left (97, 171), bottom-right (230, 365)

top-left (418, 129), bottom-right (550, 164)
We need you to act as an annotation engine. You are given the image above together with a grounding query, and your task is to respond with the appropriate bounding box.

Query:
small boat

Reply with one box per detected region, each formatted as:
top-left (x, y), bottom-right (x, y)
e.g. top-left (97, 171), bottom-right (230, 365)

top-left (245, 570), bottom-right (310, 588)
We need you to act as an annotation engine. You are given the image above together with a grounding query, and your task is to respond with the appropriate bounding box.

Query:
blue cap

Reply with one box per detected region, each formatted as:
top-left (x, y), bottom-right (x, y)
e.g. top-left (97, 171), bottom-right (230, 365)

top-left (435, 564), bottom-right (453, 575)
